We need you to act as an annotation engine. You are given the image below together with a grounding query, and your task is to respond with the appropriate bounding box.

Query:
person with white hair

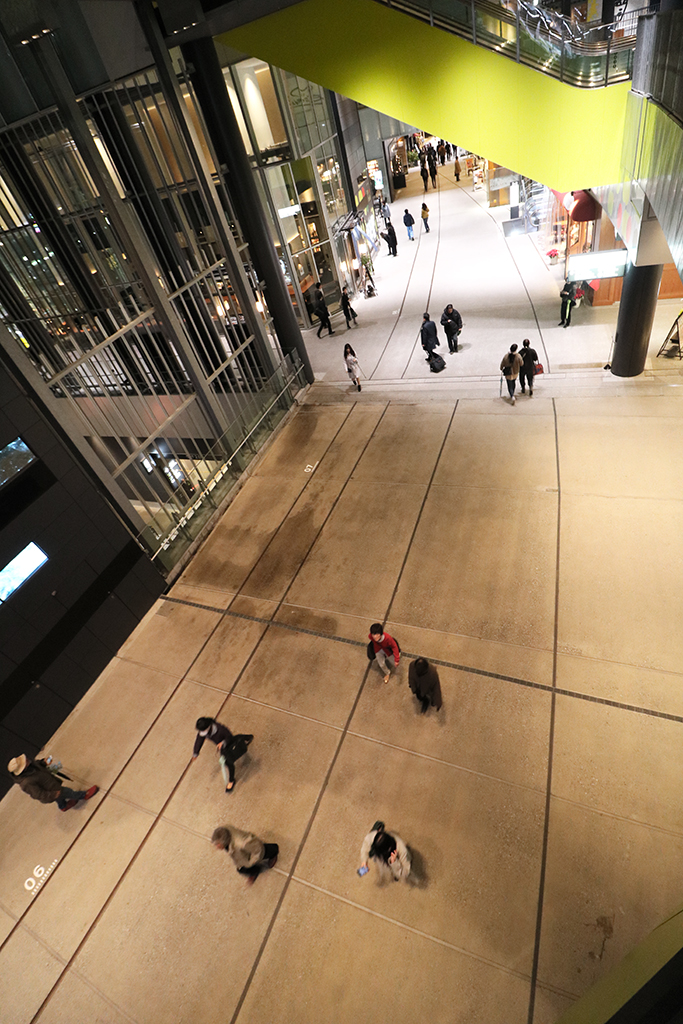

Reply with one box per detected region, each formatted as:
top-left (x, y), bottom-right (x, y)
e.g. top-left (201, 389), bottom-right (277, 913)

top-left (7, 754), bottom-right (98, 811)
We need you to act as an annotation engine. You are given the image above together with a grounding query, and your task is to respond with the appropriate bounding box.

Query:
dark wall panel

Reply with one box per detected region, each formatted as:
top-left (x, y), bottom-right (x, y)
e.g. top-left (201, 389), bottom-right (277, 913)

top-left (0, 371), bottom-right (166, 800)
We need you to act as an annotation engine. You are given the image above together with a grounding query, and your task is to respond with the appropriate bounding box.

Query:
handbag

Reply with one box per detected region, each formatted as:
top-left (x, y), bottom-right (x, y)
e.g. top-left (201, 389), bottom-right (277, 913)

top-left (367, 641), bottom-right (376, 660)
top-left (534, 362), bottom-right (544, 374)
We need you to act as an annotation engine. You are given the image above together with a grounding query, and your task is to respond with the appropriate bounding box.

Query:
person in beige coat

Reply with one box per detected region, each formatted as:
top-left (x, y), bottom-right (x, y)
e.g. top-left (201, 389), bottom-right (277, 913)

top-left (359, 821), bottom-right (411, 882)
top-left (500, 343), bottom-right (524, 405)
top-left (212, 825), bottom-right (278, 886)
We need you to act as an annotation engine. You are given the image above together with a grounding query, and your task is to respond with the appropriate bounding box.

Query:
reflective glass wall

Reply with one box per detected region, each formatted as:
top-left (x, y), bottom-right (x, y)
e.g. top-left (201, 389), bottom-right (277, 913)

top-left (0, 64), bottom-right (305, 571)
top-left (224, 59), bottom-right (352, 325)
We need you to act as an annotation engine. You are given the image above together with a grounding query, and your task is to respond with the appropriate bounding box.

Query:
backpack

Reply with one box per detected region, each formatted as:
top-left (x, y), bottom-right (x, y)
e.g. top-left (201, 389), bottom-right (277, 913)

top-left (429, 353), bottom-right (446, 373)
top-left (222, 735), bottom-right (251, 761)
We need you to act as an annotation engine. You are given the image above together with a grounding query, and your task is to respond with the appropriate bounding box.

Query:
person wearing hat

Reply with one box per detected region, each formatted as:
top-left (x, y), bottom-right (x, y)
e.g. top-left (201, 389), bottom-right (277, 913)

top-left (7, 755), bottom-right (98, 811)
top-left (192, 717), bottom-right (254, 793)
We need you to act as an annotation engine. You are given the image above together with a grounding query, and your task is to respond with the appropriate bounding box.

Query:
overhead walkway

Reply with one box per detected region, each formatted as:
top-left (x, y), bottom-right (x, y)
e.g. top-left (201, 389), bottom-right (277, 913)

top-left (218, 0), bottom-right (632, 190)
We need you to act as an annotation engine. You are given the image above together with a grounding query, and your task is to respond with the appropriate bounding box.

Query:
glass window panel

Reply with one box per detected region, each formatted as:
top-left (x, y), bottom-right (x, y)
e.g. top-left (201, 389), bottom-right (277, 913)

top-left (235, 59), bottom-right (289, 160)
top-left (0, 437), bottom-right (36, 487)
top-left (0, 542), bottom-right (48, 602)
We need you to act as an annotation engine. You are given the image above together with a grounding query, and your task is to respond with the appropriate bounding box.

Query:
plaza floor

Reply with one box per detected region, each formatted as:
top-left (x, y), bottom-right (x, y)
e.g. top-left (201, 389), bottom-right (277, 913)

top-left (2, 162), bottom-right (683, 1024)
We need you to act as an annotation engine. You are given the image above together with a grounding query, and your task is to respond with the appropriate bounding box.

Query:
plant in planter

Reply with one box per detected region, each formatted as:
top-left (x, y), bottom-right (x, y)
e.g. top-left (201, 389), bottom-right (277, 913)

top-left (546, 248), bottom-right (560, 265)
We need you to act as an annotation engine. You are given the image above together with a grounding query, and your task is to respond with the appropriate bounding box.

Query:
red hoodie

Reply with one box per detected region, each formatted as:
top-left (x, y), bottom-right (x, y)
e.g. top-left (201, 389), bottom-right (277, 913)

top-left (369, 631), bottom-right (400, 664)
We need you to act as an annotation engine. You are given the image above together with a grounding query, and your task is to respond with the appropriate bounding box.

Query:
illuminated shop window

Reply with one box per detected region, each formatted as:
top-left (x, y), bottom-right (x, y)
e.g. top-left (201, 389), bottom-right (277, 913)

top-left (0, 542), bottom-right (49, 602)
top-left (0, 437), bottom-right (36, 488)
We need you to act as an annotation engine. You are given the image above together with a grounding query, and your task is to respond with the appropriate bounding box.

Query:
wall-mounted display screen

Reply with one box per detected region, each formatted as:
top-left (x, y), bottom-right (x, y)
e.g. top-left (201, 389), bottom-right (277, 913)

top-left (0, 542), bottom-right (48, 602)
top-left (567, 250), bottom-right (629, 282)
top-left (0, 437), bottom-right (36, 488)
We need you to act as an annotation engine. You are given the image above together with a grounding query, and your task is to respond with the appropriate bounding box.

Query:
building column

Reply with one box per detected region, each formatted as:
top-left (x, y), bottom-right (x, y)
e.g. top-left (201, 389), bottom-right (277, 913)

top-left (179, 36), bottom-right (314, 385)
top-left (611, 262), bottom-right (663, 377)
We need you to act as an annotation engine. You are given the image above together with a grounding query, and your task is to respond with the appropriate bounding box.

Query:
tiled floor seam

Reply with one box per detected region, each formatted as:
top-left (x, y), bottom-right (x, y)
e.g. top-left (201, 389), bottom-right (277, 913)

top-left (369, 203), bottom-right (424, 378)
top-left (16, 597), bottom-right (246, 1018)
top-left (161, 596), bottom-right (683, 725)
top-left (526, 396), bottom-right (563, 1024)
top-left (289, 875), bottom-right (534, 984)
top-left (548, 794), bottom-right (683, 839)
top-left (399, 174), bottom-right (442, 379)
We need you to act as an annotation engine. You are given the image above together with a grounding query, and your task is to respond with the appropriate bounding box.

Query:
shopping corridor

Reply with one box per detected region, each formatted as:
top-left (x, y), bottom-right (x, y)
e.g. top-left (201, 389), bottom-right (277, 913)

top-left (3, 163), bottom-right (683, 1024)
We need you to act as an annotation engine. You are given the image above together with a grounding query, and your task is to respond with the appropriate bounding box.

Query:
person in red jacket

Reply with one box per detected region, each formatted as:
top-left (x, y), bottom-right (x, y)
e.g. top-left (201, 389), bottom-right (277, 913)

top-left (368, 623), bottom-right (401, 684)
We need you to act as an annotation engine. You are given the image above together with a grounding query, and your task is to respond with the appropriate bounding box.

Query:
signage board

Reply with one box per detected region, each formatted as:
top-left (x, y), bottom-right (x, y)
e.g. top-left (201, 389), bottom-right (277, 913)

top-left (567, 249), bottom-right (629, 282)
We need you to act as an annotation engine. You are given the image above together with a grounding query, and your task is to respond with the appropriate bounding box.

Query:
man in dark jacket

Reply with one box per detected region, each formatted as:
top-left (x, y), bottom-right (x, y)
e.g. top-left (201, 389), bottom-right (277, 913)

top-left (408, 658), bottom-right (443, 713)
top-left (386, 222), bottom-right (398, 256)
top-left (420, 164), bottom-right (429, 191)
top-left (440, 304), bottom-right (463, 353)
top-left (420, 313), bottom-right (439, 361)
top-left (8, 755), bottom-right (98, 811)
top-left (313, 282), bottom-right (334, 337)
top-left (403, 209), bottom-right (415, 241)
top-left (193, 717), bottom-right (253, 793)
top-left (559, 279), bottom-right (576, 327)
top-left (519, 338), bottom-right (539, 395)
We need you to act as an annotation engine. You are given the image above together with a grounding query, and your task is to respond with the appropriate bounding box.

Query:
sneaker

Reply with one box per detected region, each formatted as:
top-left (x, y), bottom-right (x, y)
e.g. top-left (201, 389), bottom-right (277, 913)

top-left (245, 875), bottom-right (257, 887)
top-left (520, 388), bottom-right (525, 394)
top-left (529, 389), bottom-right (533, 396)
top-left (511, 396), bottom-right (516, 405)
top-left (84, 785), bottom-right (99, 800)
top-left (357, 383), bottom-right (361, 392)
top-left (558, 322), bottom-right (564, 327)
top-left (60, 799), bottom-right (77, 812)
top-left (267, 856), bottom-right (278, 869)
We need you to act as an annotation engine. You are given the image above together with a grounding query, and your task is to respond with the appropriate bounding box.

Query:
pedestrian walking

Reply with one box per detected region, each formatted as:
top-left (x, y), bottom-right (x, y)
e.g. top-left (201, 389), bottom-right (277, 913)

top-left (438, 142), bottom-right (446, 166)
top-left (445, 142), bottom-right (452, 160)
top-left (454, 157), bottom-right (461, 182)
top-left (421, 203), bottom-right (430, 233)
top-left (313, 282), bottom-right (334, 337)
top-left (519, 338), bottom-right (538, 395)
top-left (212, 825), bottom-right (278, 887)
top-left (7, 754), bottom-right (98, 812)
top-left (403, 209), bottom-right (415, 241)
top-left (420, 164), bottom-right (429, 191)
top-left (359, 821), bottom-right (411, 882)
top-left (341, 286), bottom-right (358, 329)
top-left (380, 198), bottom-right (391, 225)
top-left (429, 162), bottom-right (438, 189)
top-left (440, 303), bottom-right (463, 352)
top-left (500, 343), bottom-right (524, 405)
top-left (559, 280), bottom-right (576, 327)
top-left (420, 312), bottom-right (440, 361)
top-left (192, 717), bottom-right (253, 793)
top-left (386, 222), bottom-right (398, 256)
top-left (367, 623), bottom-right (401, 683)
top-left (408, 657), bottom-right (443, 713)
top-left (344, 343), bottom-right (362, 391)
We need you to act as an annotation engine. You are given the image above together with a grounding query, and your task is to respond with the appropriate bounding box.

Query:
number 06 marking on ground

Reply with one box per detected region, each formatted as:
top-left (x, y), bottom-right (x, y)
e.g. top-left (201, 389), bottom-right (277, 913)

top-left (24, 859), bottom-right (58, 895)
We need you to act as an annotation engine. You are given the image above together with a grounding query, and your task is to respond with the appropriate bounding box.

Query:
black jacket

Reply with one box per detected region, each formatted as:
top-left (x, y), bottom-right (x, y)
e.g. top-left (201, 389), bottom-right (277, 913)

top-left (15, 760), bottom-right (62, 803)
top-left (403, 212), bottom-right (414, 227)
top-left (193, 721), bottom-right (233, 757)
top-left (420, 319), bottom-right (439, 350)
top-left (440, 307), bottom-right (462, 334)
top-left (408, 661), bottom-right (443, 710)
top-left (520, 345), bottom-right (538, 367)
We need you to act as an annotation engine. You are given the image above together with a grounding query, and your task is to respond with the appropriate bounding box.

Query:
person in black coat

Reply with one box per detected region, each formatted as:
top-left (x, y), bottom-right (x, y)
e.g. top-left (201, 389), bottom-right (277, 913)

top-left (314, 282), bottom-right (334, 337)
top-left (192, 717), bottom-right (253, 793)
top-left (559, 279), bottom-right (577, 327)
top-left (519, 338), bottom-right (538, 395)
top-left (408, 658), bottom-right (443, 713)
top-left (420, 313), bottom-right (439, 361)
top-left (386, 222), bottom-right (398, 256)
top-left (440, 304), bottom-right (463, 353)
top-left (420, 164), bottom-right (429, 191)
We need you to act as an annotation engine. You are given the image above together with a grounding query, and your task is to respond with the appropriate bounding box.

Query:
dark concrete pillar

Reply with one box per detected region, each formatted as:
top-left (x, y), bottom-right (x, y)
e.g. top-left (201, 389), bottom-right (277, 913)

top-left (611, 262), bottom-right (663, 377)
top-left (180, 37), bottom-right (313, 384)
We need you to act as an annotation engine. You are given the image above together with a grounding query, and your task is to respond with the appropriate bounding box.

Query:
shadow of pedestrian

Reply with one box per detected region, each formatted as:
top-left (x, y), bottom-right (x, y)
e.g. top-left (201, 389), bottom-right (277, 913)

top-left (407, 845), bottom-right (428, 889)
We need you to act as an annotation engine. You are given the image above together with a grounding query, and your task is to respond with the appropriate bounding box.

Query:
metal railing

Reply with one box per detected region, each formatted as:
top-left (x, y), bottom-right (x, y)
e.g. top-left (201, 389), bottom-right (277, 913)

top-left (375, 0), bottom-right (659, 87)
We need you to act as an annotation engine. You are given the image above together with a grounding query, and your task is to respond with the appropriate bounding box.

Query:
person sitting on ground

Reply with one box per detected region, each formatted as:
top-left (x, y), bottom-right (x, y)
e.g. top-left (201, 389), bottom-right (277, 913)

top-left (368, 623), bottom-right (401, 683)
top-left (408, 657), bottom-right (443, 714)
top-left (359, 821), bottom-right (411, 882)
top-left (8, 754), bottom-right (98, 812)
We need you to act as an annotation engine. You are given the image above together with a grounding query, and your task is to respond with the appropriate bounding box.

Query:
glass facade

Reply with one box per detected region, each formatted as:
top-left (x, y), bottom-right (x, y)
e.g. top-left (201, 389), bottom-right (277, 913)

top-left (224, 59), bottom-right (354, 325)
top-left (0, 64), bottom-right (305, 572)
